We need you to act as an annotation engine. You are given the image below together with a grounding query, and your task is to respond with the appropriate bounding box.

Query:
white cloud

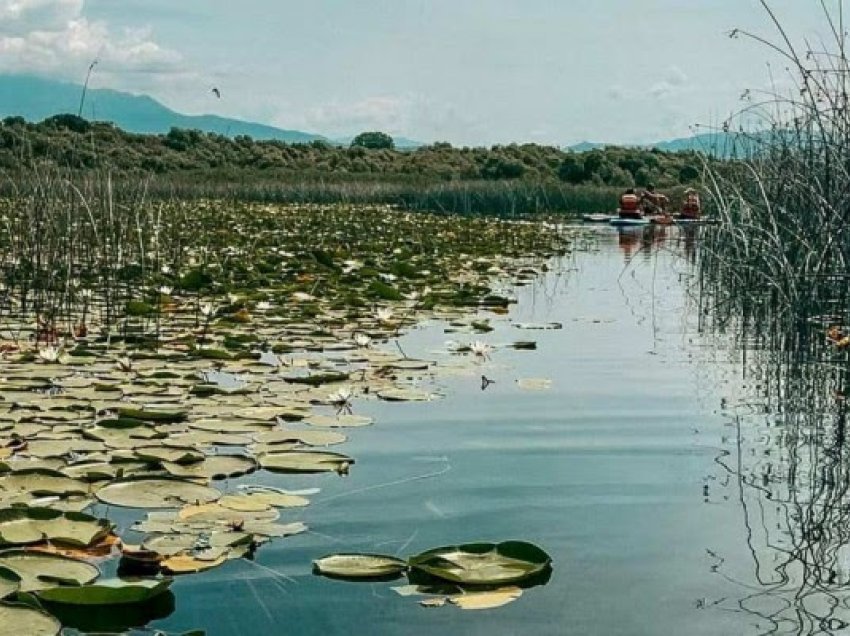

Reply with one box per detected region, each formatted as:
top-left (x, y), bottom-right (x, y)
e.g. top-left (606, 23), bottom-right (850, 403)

top-left (0, 0), bottom-right (83, 34)
top-left (0, 0), bottom-right (184, 81)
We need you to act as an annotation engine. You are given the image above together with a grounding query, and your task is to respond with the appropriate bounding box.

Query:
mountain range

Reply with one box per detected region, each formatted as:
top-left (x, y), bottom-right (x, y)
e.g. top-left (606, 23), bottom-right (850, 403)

top-left (2, 74), bottom-right (732, 153)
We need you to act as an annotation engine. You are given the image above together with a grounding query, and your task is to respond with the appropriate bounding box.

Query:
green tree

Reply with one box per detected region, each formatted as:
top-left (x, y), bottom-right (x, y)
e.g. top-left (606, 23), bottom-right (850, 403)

top-left (351, 131), bottom-right (395, 150)
top-left (558, 155), bottom-right (585, 183)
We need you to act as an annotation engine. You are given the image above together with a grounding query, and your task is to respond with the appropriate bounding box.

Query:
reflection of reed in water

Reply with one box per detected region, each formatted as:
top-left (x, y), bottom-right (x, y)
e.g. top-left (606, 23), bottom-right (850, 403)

top-left (698, 262), bottom-right (850, 634)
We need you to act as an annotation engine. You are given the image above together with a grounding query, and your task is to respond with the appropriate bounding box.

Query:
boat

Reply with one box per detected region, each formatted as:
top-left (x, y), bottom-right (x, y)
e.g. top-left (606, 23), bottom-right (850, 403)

top-left (582, 213), bottom-right (614, 223)
top-left (609, 217), bottom-right (650, 227)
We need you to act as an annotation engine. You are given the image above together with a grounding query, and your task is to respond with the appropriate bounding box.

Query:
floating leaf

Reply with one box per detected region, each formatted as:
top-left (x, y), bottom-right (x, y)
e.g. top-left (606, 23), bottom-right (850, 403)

top-left (160, 554), bottom-right (226, 575)
top-left (35, 577), bottom-right (172, 605)
top-left (163, 455), bottom-right (257, 480)
top-left (219, 491), bottom-right (308, 511)
top-left (377, 388), bottom-right (433, 402)
top-left (303, 414), bottom-right (373, 428)
top-left (449, 586), bottom-right (522, 610)
top-left (0, 602), bottom-right (61, 636)
top-left (313, 554), bottom-right (407, 579)
top-left (95, 478), bottom-right (221, 509)
top-left (253, 430), bottom-right (346, 447)
top-left (0, 550), bottom-right (99, 592)
top-left (0, 469), bottom-right (89, 499)
top-left (0, 508), bottom-right (112, 548)
top-left (259, 451), bottom-right (354, 473)
top-left (408, 541), bottom-right (551, 585)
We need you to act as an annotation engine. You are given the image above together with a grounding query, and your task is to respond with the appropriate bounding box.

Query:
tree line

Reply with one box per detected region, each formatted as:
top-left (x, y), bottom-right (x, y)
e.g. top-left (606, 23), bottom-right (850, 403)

top-left (0, 114), bottom-right (710, 188)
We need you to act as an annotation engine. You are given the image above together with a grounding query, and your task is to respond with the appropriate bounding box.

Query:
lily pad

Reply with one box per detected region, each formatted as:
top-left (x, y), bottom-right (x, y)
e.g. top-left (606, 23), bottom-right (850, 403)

top-left (449, 586), bottom-right (523, 610)
top-left (0, 603), bottom-right (61, 636)
top-left (253, 429), bottom-right (346, 447)
top-left (377, 388), bottom-right (433, 402)
top-left (35, 577), bottom-right (173, 605)
top-left (0, 469), bottom-right (89, 499)
top-left (95, 478), bottom-right (221, 509)
top-left (408, 541), bottom-right (551, 586)
top-left (313, 554), bottom-right (408, 579)
top-left (259, 451), bottom-right (354, 473)
top-left (0, 550), bottom-right (100, 592)
top-left (0, 508), bottom-right (112, 548)
top-left (303, 414), bottom-right (373, 429)
top-left (162, 455), bottom-right (257, 480)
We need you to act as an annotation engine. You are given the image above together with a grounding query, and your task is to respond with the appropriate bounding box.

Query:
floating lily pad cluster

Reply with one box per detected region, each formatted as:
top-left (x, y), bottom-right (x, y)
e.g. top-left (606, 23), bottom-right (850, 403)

top-left (0, 202), bottom-right (570, 633)
top-left (314, 541), bottom-right (552, 611)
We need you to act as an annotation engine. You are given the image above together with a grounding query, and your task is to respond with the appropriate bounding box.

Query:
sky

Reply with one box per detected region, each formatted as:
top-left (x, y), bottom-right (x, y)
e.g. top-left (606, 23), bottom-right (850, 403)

top-left (0, 0), bottom-right (841, 145)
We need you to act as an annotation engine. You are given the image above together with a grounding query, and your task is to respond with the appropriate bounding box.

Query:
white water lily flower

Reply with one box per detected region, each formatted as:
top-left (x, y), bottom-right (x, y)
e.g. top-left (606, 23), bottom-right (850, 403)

top-left (328, 386), bottom-right (354, 405)
top-left (38, 346), bottom-right (60, 363)
top-left (227, 293), bottom-right (240, 305)
top-left (379, 273), bottom-right (397, 282)
top-left (256, 301), bottom-right (272, 311)
top-left (342, 260), bottom-right (363, 273)
top-left (38, 345), bottom-right (69, 364)
top-left (158, 286), bottom-right (173, 296)
top-left (470, 341), bottom-right (493, 358)
top-left (376, 308), bottom-right (394, 324)
top-left (354, 333), bottom-right (371, 348)
top-left (199, 302), bottom-right (215, 317)
top-left (161, 264), bottom-right (173, 275)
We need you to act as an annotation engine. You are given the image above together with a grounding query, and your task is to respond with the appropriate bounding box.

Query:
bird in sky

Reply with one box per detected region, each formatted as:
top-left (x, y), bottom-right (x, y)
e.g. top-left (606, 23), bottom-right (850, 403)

top-left (211, 87), bottom-right (221, 99)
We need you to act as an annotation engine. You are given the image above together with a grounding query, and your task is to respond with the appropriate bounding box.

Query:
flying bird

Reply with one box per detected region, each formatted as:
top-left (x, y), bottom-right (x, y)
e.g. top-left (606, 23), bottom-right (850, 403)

top-left (211, 87), bottom-right (221, 99)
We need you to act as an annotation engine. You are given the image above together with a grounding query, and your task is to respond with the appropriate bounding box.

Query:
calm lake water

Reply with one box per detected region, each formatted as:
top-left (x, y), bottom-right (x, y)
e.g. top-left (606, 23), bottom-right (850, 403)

top-left (111, 225), bottom-right (823, 636)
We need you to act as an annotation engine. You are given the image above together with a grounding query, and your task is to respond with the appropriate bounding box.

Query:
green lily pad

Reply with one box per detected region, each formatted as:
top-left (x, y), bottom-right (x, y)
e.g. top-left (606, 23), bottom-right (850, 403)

top-left (162, 455), bottom-right (257, 480)
top-left (259, 451), bottom-right (354, 473)
top-left (0, 602), bottom-right (61, 636)
top-left (253, 429), bottom-right (346, 447)
top-left (0, 550), bottom-right (100, 592)
top-left (0, 469), bottom-right (89, 499)
top-left (35, 577), bottom-right (173, 605)
top-left (0, 508), bottom-right (112, 548)
top-left (377, 388), bottom-right (434, 402)
top-left (303, 414), bottom-right (373, 429)
top-left (408, 541), bottom-right (552, 586)
top-left (95, 478), bottom-right (221, 509)
top-left (313, 554), bottom-right (408, 579)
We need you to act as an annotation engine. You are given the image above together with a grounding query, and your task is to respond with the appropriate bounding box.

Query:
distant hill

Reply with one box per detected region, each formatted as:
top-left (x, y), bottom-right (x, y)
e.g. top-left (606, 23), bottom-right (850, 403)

top-left (568, 132), bottom-right (753, 157)
top-left (0, 74), bottom-right (326, 143)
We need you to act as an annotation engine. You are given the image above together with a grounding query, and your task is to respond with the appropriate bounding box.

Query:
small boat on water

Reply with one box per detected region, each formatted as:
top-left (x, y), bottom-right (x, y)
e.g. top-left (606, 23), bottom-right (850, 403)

top-left (609, 217), bottom-right (650, 227)
top-left (582, 213), bottom-right (614, 223)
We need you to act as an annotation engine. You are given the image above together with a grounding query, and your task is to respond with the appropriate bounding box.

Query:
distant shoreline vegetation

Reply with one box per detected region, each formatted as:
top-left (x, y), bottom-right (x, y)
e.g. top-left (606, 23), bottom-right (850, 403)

top-left (0, 114), bottom-right (712, 215)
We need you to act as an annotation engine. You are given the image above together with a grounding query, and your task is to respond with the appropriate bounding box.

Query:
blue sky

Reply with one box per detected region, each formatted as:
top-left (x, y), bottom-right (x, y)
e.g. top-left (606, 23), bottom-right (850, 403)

top-left (0, 0), bottom-right (838, 145)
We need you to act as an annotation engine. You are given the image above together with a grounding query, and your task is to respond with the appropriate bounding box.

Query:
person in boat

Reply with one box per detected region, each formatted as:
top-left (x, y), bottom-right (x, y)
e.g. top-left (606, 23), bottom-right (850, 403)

top-left (618, 188), bottom-right (642, 219)
top-left (640, 185), bottom-right (669, 215)
top-left (681, 188), bottom-right (701, 220)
